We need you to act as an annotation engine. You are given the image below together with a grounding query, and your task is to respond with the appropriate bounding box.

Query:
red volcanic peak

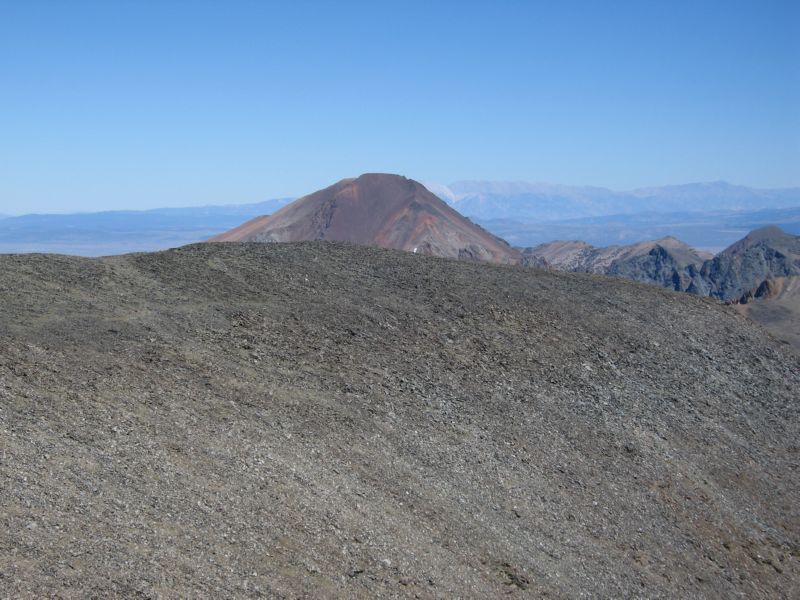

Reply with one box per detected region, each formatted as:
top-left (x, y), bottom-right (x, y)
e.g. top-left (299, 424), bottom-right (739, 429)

top-left (210, 173), bottom-right (520, 264)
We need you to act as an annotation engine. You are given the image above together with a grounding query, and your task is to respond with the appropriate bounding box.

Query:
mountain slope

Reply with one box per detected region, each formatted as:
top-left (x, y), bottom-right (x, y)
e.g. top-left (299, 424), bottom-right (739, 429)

top-left (605, 237), bottom-right (712, 293)
top-left (211, 174), bottom-right (520, 263)
top-left (1, 242), bottom-right (798, 598)
top-left (521, 240), bottom-right (600, 272)
top-left (733, 276), bottom-right (800, 348)
top-left (528, 227), bottom-right (800, 302)
top-left (526, 236), bottom-right (711, 292)
top-left (702, 225), bottom-right (800, 300)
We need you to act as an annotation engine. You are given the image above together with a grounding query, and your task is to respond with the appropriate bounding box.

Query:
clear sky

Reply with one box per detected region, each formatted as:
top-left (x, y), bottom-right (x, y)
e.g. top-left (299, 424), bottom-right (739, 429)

top-left (1, 0), bottom-right (798, 213)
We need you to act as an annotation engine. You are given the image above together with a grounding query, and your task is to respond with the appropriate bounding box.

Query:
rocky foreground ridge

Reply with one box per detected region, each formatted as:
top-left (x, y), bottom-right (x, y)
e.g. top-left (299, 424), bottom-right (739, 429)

top-left (1, 242), bottom-right (798, 598)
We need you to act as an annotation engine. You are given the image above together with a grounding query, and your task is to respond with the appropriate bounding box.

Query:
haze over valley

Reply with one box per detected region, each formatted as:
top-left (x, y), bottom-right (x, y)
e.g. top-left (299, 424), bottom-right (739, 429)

top-left (2, 179), bottom-right (798, 255)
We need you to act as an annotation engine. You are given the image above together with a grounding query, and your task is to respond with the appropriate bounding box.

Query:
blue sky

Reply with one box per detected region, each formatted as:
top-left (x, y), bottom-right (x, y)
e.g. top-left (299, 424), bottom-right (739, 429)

top-left (1, 0), bottom-right (798, 213)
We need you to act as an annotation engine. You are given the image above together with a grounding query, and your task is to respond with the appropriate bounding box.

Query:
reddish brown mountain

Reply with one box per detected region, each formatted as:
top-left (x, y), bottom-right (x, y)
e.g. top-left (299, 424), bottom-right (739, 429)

top-left (210, 173), bottom-right (520, 263)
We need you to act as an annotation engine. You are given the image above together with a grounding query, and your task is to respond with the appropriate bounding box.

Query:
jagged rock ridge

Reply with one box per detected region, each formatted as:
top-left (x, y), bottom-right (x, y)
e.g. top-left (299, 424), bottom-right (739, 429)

top-left (524, 236), bottom-right (711, 292)
top-left (526, 226), bottom-right (800, 300)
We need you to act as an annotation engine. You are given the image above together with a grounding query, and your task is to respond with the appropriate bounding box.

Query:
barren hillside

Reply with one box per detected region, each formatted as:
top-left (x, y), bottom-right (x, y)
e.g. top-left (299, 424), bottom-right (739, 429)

top-left (1, 242), bottom-right (798, 598)
top-left (210, 174), bottom-right (520, 264)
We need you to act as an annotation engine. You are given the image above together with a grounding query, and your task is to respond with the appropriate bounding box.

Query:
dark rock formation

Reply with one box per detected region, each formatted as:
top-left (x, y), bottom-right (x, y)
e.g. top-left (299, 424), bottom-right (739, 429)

top-left (607, 244), bottom-right (709, 293)
top-left (701, 225), bottom-right (800, 300)
top-left (527, 236), bottom-right (711, 292)
top-left (527, 227), bottom-right (800, 304)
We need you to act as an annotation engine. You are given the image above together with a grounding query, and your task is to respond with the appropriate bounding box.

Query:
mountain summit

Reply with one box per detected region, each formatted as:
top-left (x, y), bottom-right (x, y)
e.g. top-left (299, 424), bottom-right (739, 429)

top-left (701, 225), bottom-right (800, 300)
top-left (210, 173), bottom-right (520, 263)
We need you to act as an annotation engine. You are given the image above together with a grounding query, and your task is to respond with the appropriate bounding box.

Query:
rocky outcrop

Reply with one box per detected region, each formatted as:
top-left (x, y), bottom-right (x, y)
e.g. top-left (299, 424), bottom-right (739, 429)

top-left (735, 277), bottom-right (787, 304)
top-left (526, 227), bottom-right (800, 303)
top-left (526, 236), bottom-right (711, 292)
top-left (521, 240), bottom-right (601, 272)
top-left (518, 250), bottom-right (549, 269)
top-left (700, 225), bottom-right (800, 300)
top-left (607, 245), bottom-right (709, 293)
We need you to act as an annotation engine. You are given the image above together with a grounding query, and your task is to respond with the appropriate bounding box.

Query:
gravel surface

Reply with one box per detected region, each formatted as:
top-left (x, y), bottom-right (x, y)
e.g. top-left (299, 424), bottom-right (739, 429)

top-left (0, 241), bottom-right (798, 598)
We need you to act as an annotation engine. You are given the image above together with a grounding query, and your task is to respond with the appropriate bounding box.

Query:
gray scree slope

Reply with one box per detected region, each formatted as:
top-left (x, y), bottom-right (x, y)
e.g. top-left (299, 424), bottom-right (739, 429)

top-left (0, 242), bottom-right (797, 598)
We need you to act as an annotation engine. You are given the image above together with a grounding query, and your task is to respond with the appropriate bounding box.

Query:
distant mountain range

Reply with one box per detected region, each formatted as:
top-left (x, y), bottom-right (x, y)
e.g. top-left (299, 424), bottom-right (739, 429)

top-left (523, 237), bottom-right (712, 294)
top-left (527, 225), bottom-right (800, 347)
top-left (431, 180), bottom-right (800, 221)
top-left (0, 199), bottom-right (292, 256)
top-left (426, 180), bottom-right (800, 250)
top-left (1, 179), bottom-right (799, 256)
top-left (476, 206), bottom-right (800, 251)
top-left (528, 225), bottom-right (799, 298)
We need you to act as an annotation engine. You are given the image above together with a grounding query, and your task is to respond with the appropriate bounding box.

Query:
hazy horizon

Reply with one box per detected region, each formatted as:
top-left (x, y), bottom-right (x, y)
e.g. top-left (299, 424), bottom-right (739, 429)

top-left (0, 177), bottom-right (799, 217)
